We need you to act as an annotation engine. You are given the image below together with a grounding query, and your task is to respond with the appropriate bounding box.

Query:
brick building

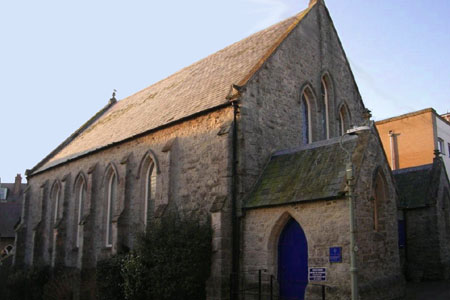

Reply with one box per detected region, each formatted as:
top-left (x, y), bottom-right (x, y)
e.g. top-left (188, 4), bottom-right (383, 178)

top-left (15, 1), bottom-right (404, 299)
top-left (375, 108), bottom-right (450, 178)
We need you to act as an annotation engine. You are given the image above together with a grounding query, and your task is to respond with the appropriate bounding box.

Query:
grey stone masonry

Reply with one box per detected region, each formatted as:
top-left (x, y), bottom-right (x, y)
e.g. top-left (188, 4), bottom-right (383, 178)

top-left (16, 108), bottom-right (234, 300)
top-left (241, 132), bottom-right (404, 300)
top-left (14, 1), bottom-right (408, 300)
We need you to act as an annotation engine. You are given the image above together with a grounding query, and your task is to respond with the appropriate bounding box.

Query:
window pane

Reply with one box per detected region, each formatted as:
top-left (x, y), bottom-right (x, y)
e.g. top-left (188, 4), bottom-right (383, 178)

top-left (321, 80), bottom-right (328, 139)
top-left (107, 174), bottom-right (116, 246)
top-left (301, 93), bottom-right (309, 144)
top-left (54, 186), bottom-right (60, 222)
top-left (76, 181), bottom-right (85, 248)
top-left (437, 138), bottom-right (444, 154)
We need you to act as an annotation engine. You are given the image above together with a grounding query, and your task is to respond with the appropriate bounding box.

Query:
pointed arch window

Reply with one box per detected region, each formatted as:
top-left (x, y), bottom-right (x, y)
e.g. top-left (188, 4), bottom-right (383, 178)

top-left (339, 104), bottom-right (351, 136)
top-left (144, 160), bottom-right (157, 228)
top-left (373, 172), bottom-right (387, 232)
top-left (106, 171), bottom-right (117, 247)
top-left (321, 77), bottom-right (330, 139)
top-left (301, 91), bottom-right (312, 144)
top-left (51, 183), bottom-right (61, 223)
top-left (75, 177), bottom-right (86, 248)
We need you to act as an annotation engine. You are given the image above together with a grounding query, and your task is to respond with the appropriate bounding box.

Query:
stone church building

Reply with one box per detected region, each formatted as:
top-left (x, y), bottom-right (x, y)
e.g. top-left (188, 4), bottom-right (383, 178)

top-left (15, 1), bottom-right (404, 299)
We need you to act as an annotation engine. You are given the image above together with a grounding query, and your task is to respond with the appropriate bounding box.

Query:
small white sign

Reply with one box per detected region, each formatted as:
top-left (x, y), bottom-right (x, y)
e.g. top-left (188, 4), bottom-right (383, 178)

top-left (309, 267), bottom-right (326, 282)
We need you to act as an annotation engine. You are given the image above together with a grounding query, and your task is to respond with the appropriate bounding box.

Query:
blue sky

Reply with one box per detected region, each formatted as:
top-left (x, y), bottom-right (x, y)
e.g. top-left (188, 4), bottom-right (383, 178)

top-left (1, 0), bottom-right (449, 182)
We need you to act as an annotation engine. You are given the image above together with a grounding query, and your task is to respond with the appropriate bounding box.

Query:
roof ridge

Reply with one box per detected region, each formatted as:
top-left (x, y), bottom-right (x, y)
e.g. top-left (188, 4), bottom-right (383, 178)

top-left (119, 7), bottom-right (315, 105)
top-left (375, 108), bottom-right (434, 124)
top-left (30, 2), bottom-right (319, 176)
top-left (273, 135), bottom-right (357, 156)
top-left (28, 100), bottom-right (117, 177)
top-left (392, 164), bottom-right (433, 174)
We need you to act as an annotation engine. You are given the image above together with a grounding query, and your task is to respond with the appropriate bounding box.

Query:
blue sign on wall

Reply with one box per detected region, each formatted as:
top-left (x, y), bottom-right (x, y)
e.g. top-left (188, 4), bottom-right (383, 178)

top-left (329, 247), bottom-right (342, 263)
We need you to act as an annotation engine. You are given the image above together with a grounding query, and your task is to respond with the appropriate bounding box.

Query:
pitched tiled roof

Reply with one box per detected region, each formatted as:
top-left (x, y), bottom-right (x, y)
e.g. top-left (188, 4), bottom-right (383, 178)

top-left (244, 134), bottom-right (368, 209)
top-left (393, 164), bottom-right (433, 208)
top-left (0, 184), bottom-right (25, 238)
top-left (0, 202), bottom-right (21, 238)
top-left (0, 183), bottom-right (26, 203)
top-left (33, 3), bottom-right (317, 174)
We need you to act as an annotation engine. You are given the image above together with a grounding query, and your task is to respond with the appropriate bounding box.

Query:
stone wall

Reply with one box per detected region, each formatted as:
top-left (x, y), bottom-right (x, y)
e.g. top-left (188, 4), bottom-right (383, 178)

top-left (240, 133), bottom-right (404, 300)
top-left (352, 133), bottom-right (404, 299)
top-left (234, 2), bottom-right (404, 298)
top-left (405, 160), bottom-right (450, 281)
top-left (434, 160), bottom-right (450, 279)
top-left (16, 107), bottom-right (234, 300)
top-left (404, 206), bottom-right (441, 281)
top-left (237, 2), bottom-right (366, 202)
top-left (242, 200), bottom-right (351, 299)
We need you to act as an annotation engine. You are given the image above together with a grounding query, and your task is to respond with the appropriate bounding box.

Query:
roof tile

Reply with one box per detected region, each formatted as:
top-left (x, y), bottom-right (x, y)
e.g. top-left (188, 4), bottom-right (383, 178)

top-left (34, 5), bottom-right (316, 174)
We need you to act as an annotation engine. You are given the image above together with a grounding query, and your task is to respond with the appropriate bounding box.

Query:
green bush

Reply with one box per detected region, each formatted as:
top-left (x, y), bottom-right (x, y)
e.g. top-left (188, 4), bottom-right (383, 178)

top-left (5, 266), bottom-right (50, 300)
top-left (122, 215), bottom-right (212, 300)
top-left (96, 254), bottom-right (126, 300)
top-left (43, 268), bottom-right (78, 300)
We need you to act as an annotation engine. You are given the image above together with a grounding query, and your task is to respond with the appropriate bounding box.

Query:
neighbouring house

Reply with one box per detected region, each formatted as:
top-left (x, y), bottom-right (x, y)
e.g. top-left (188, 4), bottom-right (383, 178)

top-left (394, 152), bottom-right (450, 281)
top-left (14, 1), bottom-right (405, 299)
top-left (375, 108), bottom-right (450, 178)
top-left (376, 109), bottom-right (450, 282)
top-left (0, 174), bottom-right (25, 259)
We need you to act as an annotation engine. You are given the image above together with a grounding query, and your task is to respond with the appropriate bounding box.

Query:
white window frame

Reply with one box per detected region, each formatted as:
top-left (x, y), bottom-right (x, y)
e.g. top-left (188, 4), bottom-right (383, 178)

top-left (438, 138), bottom-right (445, 155)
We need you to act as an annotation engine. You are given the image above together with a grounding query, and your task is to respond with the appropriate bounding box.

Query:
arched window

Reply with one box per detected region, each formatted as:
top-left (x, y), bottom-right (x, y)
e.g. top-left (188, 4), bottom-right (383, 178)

top-left (301, 90), bottom-right (312, 144)
top-left (321, 77), bottom-right (330, 139)
top-left (51, 183), bottom-right (61, 223)
top-left (144, 160), bottom-right (157, 228)
top-left (338, 104), bottom-right (351, 135)
top-left (106, 171), bottom-right (117, 247)
top-left (75, 176), bottom-right (86, 248)
top-left (373, 172), bottom-right (387, 232)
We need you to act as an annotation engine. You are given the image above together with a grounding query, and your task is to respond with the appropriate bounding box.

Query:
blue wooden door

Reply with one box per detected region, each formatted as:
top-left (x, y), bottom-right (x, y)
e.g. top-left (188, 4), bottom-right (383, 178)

top-left (278, 218), bottom-right (308, 300)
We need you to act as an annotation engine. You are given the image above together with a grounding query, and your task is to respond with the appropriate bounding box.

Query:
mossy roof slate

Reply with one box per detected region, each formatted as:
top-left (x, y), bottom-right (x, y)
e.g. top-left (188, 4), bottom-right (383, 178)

top-left (245, 136), bottom-right (365, 209)
top-left (393, 165), bottom-right (433, 208)
top-left (32, 3), bottom-right (318, 175)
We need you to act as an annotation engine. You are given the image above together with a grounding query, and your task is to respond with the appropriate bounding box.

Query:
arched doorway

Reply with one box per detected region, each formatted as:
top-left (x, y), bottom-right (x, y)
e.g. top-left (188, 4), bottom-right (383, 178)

top-left (278, 218), bottom-right (308, 300)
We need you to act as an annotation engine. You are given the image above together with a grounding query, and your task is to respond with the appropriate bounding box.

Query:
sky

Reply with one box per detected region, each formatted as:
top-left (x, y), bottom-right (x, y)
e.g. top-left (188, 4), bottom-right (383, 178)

top-left (1, 0), bottom-right (449, 182)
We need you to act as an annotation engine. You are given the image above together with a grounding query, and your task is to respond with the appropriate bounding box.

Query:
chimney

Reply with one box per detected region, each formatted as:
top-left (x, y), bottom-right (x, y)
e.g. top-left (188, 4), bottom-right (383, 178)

top-left (14, 174), bottom-right (22, 195)
top-left (442, 113), bottom-right (450, 123)
top-left (389, 131), bottom-right (399, 170)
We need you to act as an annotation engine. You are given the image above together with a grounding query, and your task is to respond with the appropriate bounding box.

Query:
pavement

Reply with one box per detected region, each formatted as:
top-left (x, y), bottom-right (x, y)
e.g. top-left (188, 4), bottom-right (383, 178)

top-left (404, 281), bottom-right (450, 300)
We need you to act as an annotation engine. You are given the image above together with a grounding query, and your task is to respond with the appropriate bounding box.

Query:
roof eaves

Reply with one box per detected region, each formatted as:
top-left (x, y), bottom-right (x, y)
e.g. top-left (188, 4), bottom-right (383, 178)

top-left (29, 102), bottom-right (232, 177)
top-left (28, 2), bottom-right (319, 176)
top-left (27, 101), bottom-right (117, 177)
top-left (375, 108), bottom-right (434, 125)
top-left (244, 194), bottom-right (343, 211)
